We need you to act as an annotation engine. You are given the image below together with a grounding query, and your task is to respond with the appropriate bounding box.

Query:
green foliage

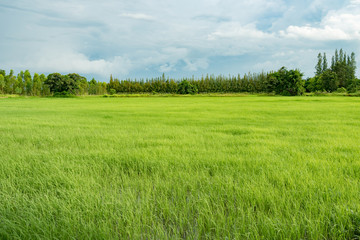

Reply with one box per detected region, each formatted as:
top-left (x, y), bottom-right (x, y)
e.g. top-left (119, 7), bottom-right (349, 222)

top-left (109, 89), bottom-right (116, 95)
top-left (312, 49), bottom-right (357, 92)
top-left (88, 78), bottom-right (97, 95)
top-left (266, 67), bottom-right (304, 95)
top-left (320, 69), bottom-right (338, 92)
top-left (16, 74), bottom-right (24, 95)
top-left (32, 73), bottom-right (42, 96)
top-left (322, 53), bottom-right (328, 72)
top-left (336, 87), bottom-right (347, 93)
top-left (0, 69), bottom-right (5, 77)
top-left (24, 70), bottom-right (32, 96)
top-left (0, 49), bottom-right (357, 96)
top-left (15, 87), bottom-right (22, 95)
top-left (44, 73), bottom-right (64, 93)
top-left (177, 80), bottom-right (198, 94)
top-left (315, 53), bottom-right (328, 76)
top-left (44, 73), bottom-right (85, 95)
top-left (0, 74), bottom-right (4, 93)
top-left (53, 91), bottom-right (76, 98)
top-left (315, 53), bottom-right (323, 76)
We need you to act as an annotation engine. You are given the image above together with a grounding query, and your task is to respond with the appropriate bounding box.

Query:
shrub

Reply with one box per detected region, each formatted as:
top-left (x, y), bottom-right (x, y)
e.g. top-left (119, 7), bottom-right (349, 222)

top-left (281, 90), bottom-right (291, 96)
top-left (109, 89), bottom-right (116, 95)
top-left (177, 80), bottom-right (198, 95)
top-left (336, 87), bottom-right (347, 93)
top-left (266, 67), bottom-right (304, 96)
top-left (53, 91), bottom-right (75, 98)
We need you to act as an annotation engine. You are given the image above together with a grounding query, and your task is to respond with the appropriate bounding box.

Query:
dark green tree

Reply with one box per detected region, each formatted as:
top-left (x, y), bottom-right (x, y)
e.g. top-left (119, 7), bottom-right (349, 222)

top-left (177, 80), bottom-right (198, 94)
top-left (40, 74), bottom-right (50, 96)
top-left (15, 74), bottom-right (24, 95)
top-left (0, 74), bottom-right (5, 94)
top-left (266, 67), bottom-right (304, 95)
top-left (32, 73), bottom-right (42, 96)
top-left (44, 73), bottom-right (64, 93)
top-left (88, 78), bottom-right (97, 95)
top-left (320, 69), bottom-right (338, 92)
top-left (322, 53), bottom-right (328, 72)
top-left (315, 53), bottom-right (323, 76)
top-left (44, 73), bottom-right (85, 95)
top-left (335, 49), bottom-right (339, 62)
top-left (67, 73), bottom-right (87, 95)
top-left (264, 71), bottom-right (278, 93)
top-left (24, 70), bottom-right (32, 96)
top-left (65, 73), bottom-right (84, 94)
top-left (5, 70), bottom-right (16, 94)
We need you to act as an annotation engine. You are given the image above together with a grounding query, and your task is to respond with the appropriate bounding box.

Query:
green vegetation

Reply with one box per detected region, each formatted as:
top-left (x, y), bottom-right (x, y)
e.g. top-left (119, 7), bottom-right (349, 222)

top-left (1, 49), bottom-right (358, 97)
top-left (0, 96), bottom-right (359, 239)
top-left (306, 49), bottom-right (358, 93)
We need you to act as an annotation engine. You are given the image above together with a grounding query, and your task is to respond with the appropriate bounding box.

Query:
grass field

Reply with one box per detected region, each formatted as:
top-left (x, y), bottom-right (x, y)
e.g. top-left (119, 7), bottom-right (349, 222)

top-left (0, 96), bottom-right (360, 239)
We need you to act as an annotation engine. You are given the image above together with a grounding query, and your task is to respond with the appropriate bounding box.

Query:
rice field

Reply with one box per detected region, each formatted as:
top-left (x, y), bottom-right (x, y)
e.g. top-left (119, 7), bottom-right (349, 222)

top-left (0, 96), bottom-right (359, 239)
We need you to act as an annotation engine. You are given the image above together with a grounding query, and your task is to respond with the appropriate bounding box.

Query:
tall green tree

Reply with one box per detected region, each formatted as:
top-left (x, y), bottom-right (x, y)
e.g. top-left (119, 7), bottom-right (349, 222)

top-left (44, 73), bottom-right (64, 94)
top-left (5, 70), bottom-right (16, 94)
top-left (15, 74), bottom-right (24, 95)
top-left (0, 69), bottom-right (5, 77)
top-left (320, 69), bottom-right (338, 92)
top-left (0, 74), bottom-right (5, 94)
top-left (40, 74), bottom-right (50, 96)
top-left (88, 78), bottom-right (97, 95)
top-left (322, 53), bottom-right (328, 72)
top-left (335, 49), bottom-right (339, 62)
top-left (24, 70), bottom-right (32, 96)
top-left (315, 53), bottom-right (323, 76)
top-left (32, 73), bottom-right (42, 96)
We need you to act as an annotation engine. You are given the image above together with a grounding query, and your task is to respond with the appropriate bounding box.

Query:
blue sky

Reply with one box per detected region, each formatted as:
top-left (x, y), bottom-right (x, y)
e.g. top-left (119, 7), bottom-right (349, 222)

top-left (1, 0), bottom-right (360, 81)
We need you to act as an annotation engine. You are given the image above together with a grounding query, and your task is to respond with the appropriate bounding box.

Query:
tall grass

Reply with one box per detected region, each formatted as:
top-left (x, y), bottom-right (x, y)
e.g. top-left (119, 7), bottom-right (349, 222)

top-left (0, 96), bottom-right (359, 239)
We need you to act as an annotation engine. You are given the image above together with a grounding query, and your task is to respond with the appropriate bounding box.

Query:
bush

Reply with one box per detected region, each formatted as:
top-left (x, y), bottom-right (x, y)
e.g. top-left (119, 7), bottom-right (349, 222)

top-left (348, 91), bottom-right (360, 97)
top-left (53, 91), bottom-right (75, 98)
top-left (314, 91), bottom-right (328, 96)
top-left (109, 89), bottom-right (116, 95)
top-left (177, 80), bottom-right (198, 95)
top-left (336, 87), bottom-right (347, 93)
top-left (266, 67), bottom-right (304, 96)
top-left (281, 90), bottom-right (291, 96)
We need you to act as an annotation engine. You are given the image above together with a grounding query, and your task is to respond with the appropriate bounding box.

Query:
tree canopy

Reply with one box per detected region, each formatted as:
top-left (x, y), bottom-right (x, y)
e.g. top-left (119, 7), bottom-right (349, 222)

top-left (0, 48), bottom-right (358, 96)
top-left (305, 49), bottom-right (358, 93)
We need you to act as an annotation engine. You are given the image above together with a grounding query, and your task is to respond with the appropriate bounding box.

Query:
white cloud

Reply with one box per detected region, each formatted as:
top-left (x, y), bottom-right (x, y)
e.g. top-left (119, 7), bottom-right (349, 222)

top-left (159, 63), bottom-right (176, 73)
top-left (208, 23), bottom-right (273, 40)
top-left (1, 0), bottom-right (360, 79)
top-left (26, 48), bottom-right (132, 76)
top-left (119, 13), bottom-right (155, 21)
top-left (350, 0), bottom-right (360, 5)
top-left (281, 25), bottom-right (350, 41)
top-left (184, 58), bottom-right (209, 71)
top-left (281, 4), bottom-right (360, 41)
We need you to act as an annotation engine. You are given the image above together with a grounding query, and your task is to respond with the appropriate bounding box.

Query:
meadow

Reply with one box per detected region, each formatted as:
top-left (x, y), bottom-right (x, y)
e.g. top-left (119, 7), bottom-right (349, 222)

top-left (0, 96), bottom-right (359, 239)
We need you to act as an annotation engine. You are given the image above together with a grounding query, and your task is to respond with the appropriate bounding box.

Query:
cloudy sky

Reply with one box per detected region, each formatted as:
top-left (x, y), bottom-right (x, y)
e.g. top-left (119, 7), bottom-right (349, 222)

top-left (1, 0), bottom-right (360, 81)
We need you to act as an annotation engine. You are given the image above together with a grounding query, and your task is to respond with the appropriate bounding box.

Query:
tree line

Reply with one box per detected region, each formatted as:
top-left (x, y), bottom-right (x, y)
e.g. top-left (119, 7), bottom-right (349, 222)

top-left (0, 70), bottom-right (107, 96)
top-left (0, 49), bottom-right (358, 96)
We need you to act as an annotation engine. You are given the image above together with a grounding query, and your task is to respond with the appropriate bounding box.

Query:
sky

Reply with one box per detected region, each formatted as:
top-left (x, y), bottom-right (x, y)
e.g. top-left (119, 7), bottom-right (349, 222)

top-left (1, 0), bottom-right (360, 81)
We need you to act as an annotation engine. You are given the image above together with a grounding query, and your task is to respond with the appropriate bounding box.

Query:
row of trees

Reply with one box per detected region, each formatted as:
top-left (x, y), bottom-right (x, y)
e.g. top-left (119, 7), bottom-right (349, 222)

top-left (0, 70), bottom-right (107, 96)
top-left (107, 69), bottom-right (304, 95)
top-left (0, 49), bottom-right (358, 96)
top-left (0, 69), bottom-right (304, 96)
top-left (306, 49), bottom-right (358, 92)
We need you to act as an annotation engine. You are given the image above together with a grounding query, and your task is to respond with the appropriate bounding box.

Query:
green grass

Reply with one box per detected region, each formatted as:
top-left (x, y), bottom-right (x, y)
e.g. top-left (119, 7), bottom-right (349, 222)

top-left (0, 96), bottom-right (359, 239)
